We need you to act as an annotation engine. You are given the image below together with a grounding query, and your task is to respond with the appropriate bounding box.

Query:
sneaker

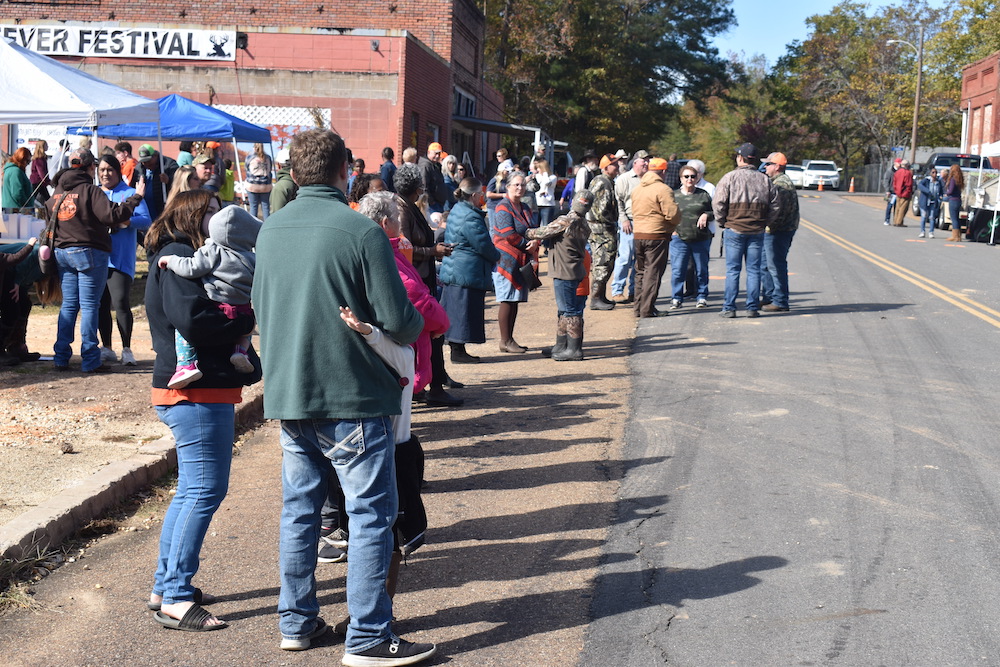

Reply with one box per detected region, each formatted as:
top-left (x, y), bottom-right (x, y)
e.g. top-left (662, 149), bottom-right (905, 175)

top-left (696, 299), bottom-right (708, 308)
top-left (120, 348), bottom-right (136, 366)
top-left (883, 221), bottom-right (890, 226)
top-left (918, 232), bottom-right (925, 238)
top-left (761, 304), bottom-right (789, 312)
top-left (318, 542), bottom-right (347, 563)
top-left (100, 347), bottom-right (117, 364)
top-left (280, 618), bottom-right (329, 651)
top-left (719, 310), bottom-right (736, 319)
top-left (168, 363), bottom-right (203, 389)
top-left (342, 636), bottom-right (437, 667)
top-left (230, 351), bottom-right (254, 373)
top-left (669, 299), bottom-right (682, 310)
top-left (747, 310), bottom-right (760, 318)
top-left (928, 232), bottom-right (934, 238)
top-left (324, 528), bottom-right (349, 550)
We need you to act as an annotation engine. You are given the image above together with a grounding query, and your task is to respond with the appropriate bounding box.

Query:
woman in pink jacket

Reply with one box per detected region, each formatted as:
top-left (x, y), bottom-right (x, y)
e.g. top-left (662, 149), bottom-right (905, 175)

top-left (357, 191), bottom-right (449, 391)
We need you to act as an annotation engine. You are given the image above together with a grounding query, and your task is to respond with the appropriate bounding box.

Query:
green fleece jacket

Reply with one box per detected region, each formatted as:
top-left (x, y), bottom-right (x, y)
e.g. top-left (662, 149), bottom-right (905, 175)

top-left (252, 184), bottom-right (423, 419)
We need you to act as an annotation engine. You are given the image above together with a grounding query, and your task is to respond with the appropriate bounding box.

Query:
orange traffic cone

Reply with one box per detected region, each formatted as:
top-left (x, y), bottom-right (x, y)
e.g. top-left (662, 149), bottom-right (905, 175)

top-left (849, 177), bottom-right (855, 193)
top-left (818, 180), bottom-right (824, 192)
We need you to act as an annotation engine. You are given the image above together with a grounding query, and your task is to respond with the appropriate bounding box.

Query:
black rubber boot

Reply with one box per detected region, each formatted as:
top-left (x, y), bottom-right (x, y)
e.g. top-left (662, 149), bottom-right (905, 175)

top-left (541, 316), bottom-right (568, 358)
top-left (552, 316), bottom-right (584, 361)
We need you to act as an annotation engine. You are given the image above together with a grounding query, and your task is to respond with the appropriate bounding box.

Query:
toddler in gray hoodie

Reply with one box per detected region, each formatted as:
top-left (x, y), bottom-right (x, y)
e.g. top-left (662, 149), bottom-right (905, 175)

top-left (158, 205), bottom-right (262, 388)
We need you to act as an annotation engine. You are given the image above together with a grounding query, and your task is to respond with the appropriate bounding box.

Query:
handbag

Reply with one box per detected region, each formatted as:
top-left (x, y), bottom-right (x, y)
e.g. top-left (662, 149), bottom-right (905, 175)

top-left (519, 259), bottom-right (541, 291)
top-left (39, 191), bottom-right (69, 276)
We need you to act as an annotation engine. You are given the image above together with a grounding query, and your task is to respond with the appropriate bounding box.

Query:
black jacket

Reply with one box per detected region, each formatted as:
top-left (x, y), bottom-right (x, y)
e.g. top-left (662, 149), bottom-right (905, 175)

top-left (145, 234), bottom-right (261, 390)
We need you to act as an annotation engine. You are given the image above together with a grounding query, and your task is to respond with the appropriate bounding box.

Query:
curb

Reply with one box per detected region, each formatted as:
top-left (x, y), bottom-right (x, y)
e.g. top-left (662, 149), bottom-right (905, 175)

top-left (0, 383), bottom-right (265, 562)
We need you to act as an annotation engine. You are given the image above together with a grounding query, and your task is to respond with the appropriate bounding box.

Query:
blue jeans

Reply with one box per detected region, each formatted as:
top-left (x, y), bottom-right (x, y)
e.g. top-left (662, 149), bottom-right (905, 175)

top-left (610, 228), bottom-right (636, 297)
top-left (247, 191), bottom-right (270, 220)
top-left (762, 230), bottom-right (796, 308)
top-left (669, 236), bottom-right (711, 303)
top-left (947, 198), bottom-right (962, 234)
top-left (153, 402), bottom-right (235, 604)
top-left (278, 418), bottom-right (397, 653)
top-left (884, 193), bottom-right (896, 223)
top-left (54, 247), bottom-right (110, 370)
top-left (538, 206), bottom-right (554, 227)
top-left (920, 204), bottom-right (939, 235)
top-left (723, 231), bottom-right (764, 312)
top-left (553, 278), bottom-right (586, 317)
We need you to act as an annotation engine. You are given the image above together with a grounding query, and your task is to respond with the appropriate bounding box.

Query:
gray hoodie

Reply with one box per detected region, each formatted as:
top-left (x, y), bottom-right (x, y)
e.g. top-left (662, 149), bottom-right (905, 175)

top-left (164, 206), bottom-right (262, 304)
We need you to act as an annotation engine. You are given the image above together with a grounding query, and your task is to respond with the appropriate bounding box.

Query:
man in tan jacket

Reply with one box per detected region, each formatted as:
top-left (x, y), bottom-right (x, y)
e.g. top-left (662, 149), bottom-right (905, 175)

top-left (630, 157), bottom-right (680, 318)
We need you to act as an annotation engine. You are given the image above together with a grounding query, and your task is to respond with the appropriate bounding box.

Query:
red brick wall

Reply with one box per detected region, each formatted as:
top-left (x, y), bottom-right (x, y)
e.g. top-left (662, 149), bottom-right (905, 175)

top-left (0, 0), bottom-right (460, 62)
top-left (961, 50), bottom-right (1000, 151)
top-left (401, 38), bottom-right (452, 152)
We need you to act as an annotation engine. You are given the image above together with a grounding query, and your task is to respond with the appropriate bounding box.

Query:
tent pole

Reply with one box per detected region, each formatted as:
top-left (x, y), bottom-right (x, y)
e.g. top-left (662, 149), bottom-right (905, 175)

top-left (156, 125), bottom-right (166, 205)
top-left (232, 137), bottom-right (245, 209)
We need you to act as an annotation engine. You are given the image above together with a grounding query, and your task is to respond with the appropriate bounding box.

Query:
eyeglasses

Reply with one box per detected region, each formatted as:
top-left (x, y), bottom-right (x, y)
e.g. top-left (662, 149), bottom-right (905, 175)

top-left (681, 174), bottom-right (697, 179)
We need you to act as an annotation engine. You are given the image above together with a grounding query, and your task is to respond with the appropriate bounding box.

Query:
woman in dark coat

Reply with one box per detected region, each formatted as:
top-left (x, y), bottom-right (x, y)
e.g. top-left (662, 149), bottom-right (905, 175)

top-left (439, 178), bottom-right (499, 363)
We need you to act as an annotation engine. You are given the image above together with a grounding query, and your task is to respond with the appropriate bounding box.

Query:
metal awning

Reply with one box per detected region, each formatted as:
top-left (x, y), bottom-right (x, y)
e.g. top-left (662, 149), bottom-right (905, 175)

top-left (452, 115), bottom-right (543, 139)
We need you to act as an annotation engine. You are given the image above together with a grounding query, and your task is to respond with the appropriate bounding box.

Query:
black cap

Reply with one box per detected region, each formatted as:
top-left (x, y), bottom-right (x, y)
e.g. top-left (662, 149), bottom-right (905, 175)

top-left (736, 142), bottom-right (759, 160)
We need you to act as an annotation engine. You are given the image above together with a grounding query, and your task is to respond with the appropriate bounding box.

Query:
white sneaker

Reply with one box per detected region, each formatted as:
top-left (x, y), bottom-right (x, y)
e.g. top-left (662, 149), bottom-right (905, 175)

top-left (100, 347), bottom-right (117, 363)
top-left (120, 348), bottom-right (136, 366)
top-left (696, 299), bottom-right (708, 308)
top-left (928, 232), bottom-right (934, 238)
top-left (669, 299), bottom-right (682, 310)
top-left (918, 232), bottom-right (925, 238)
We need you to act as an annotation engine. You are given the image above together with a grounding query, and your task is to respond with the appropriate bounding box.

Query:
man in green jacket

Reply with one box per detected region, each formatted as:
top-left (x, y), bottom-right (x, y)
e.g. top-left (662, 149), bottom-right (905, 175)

top-left (269, 148), bottom-right (298, 212)
top-left (253, 129), bottom-right (435, 665)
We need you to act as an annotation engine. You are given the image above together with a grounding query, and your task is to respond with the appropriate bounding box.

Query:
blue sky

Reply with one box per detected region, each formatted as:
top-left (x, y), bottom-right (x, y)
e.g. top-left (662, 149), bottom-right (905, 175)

top-left (712, 0), bottom-right (949, 68)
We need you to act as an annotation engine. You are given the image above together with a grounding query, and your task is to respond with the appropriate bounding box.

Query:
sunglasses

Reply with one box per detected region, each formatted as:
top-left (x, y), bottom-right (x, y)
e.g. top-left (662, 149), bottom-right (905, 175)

top-left (681, 174), bottom-right (697, 179)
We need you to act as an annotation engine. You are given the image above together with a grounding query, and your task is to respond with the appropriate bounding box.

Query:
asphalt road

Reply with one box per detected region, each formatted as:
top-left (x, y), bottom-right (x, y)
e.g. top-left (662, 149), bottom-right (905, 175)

top-left (582, 192), bottom-right (1000, 665)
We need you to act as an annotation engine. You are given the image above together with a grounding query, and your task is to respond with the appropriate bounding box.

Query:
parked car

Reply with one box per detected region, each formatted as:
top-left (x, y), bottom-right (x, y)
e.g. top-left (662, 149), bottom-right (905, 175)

top-left (784, 164), bottom-right (805, 188)
top-left (915, 153), bottom-right (992, 177)
top-left (802, 160), bottom-right (842, 189)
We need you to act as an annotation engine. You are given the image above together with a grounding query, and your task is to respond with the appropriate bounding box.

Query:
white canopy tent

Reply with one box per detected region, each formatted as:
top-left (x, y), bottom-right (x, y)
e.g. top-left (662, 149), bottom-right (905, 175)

top-left (0, 37), bottom-right (159, 126)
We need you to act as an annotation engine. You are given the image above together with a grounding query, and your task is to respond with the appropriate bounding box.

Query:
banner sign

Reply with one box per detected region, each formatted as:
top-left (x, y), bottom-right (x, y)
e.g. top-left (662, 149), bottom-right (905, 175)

top-left (0, 24), bottom-right (237, 61)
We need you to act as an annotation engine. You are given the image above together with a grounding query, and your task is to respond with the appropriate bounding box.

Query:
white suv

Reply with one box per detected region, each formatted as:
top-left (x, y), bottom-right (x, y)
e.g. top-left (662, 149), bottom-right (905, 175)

top-left (802, 160), bottom-right (842, 190)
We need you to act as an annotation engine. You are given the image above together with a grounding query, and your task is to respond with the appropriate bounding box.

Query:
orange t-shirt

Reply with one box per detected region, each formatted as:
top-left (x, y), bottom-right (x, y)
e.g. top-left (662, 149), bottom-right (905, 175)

top-left (151, 387), bottom-right (243, 406)
top-left (397, 234), bottom-right (414, 264)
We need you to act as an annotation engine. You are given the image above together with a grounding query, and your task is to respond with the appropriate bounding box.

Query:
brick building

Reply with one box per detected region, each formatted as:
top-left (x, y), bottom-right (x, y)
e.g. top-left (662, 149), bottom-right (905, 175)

top-left (0, 1), bottom-right (507, 172)
top-left (961, 50), bottom-right (1000, 159)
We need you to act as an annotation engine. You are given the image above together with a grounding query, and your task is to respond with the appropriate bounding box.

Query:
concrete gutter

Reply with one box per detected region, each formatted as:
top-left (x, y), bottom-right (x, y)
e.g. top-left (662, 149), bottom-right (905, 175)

top-left (0, 384), bottom-right (265, 562)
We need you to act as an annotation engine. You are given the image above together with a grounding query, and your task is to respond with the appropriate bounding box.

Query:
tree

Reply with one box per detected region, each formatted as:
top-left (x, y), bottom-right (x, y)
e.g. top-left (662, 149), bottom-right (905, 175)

top-left (483, 0), bottom-right (735, 151)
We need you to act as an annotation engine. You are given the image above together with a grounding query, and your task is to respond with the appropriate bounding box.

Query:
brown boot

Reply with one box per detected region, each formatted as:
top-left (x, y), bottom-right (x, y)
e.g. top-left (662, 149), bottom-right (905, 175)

top-left (541, 316), bottom-right (568, 358)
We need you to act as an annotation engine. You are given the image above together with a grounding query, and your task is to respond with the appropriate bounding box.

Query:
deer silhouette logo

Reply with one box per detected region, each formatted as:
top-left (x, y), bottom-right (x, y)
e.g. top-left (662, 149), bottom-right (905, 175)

top-left (209, 34), bottom-right (230, 58)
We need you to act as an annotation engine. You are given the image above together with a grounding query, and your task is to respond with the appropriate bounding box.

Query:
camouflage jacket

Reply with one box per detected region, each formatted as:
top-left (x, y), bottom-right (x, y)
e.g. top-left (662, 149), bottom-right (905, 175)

top-left (587, 174), bottom-right (618, 228)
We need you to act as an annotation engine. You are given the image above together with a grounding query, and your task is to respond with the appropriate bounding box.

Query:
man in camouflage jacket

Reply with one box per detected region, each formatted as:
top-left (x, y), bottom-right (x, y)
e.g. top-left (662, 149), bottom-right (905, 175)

top-left (587, 154), bottom-right (620, 310)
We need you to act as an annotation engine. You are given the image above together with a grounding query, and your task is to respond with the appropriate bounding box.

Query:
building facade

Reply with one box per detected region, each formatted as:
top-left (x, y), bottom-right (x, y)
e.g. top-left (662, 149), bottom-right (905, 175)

top-left (0, 1), bottom-right (505, 171)
top-left (961, 50), bottom-right (1000, 159)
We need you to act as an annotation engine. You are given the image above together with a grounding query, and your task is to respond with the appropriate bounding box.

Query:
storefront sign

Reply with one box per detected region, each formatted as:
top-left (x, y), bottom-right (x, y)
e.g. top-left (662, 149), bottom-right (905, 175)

top-left (0, 24), bottom-right (236, 61)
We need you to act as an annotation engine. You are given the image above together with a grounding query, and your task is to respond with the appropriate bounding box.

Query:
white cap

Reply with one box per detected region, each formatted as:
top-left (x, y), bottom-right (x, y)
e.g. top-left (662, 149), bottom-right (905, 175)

top-left (276, 148), bottom-right (291, 163)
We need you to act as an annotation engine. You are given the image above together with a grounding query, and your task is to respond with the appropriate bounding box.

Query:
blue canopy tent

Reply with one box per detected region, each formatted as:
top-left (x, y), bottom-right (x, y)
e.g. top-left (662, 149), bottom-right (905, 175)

top-left (69, 94), bottom-right (273, 203)
top-left (68, 94), bottom-right (271, 143)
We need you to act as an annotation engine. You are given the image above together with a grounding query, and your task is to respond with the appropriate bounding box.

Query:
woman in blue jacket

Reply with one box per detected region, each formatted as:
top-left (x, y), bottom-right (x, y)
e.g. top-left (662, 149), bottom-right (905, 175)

top-left (439, 178), bottom-right (500, 363)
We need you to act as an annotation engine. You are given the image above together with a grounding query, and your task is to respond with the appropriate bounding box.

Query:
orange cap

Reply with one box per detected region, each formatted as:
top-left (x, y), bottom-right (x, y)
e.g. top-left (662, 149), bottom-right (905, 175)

top-left (440, 151), bottom-right (449, 160)
top-left (205, 141), bottom-right (221, 149)
top-left (599, 153), bottom-right (617, 169)
top-left (765, 152), bottom-right (788, 166)
top-left (648, 157), bottom-right (668, 171)
top-left (428, 142), bottom-right (443, 152)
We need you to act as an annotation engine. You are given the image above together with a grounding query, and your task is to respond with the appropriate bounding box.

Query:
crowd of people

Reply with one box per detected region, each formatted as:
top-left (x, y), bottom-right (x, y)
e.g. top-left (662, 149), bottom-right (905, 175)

top-left (0, 129), bottom-right (812, 665)
top-left (884, 157), bottom-right (967, 242)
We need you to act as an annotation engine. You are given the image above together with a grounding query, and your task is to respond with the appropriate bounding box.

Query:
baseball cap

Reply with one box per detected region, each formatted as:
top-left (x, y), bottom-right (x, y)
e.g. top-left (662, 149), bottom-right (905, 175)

top-left (69, 147), bottom-right (94, 168)
top-left (736, 142), bottom-right (759, 159)
top-left (893, 157), bottom-right (902, 164)
top-left (765, 152), bottom-right (787, 166)
top-left (648, 157), bottom-right (668, 171)
top-left (599, 154), bottom-right (617, 169)
top-left (632, 149), bottom-right (651, 160)
top-left (276, 148), bottom-right (291, 163)
top-left (428, 142), bottom-right (443, 152)
top-left (205, 141), bottom-right (221, 149)
top-left (192, 152), bottom-right (215, 166)
top-left (614, 149), bottom-right (629, 160)
top-left (138, 145), bottom-right (155, 161)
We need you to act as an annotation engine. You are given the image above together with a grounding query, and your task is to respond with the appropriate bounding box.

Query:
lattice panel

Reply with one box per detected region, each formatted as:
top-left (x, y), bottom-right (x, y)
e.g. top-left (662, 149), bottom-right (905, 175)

top-left (215, 105), bottom-right (331, 149)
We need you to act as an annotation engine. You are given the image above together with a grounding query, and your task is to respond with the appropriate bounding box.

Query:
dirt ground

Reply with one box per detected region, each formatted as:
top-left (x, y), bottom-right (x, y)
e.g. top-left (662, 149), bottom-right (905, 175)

top-left (0, 255), bottom-right (636, 666)
top-left (0, 303), bottom-right (168, 525)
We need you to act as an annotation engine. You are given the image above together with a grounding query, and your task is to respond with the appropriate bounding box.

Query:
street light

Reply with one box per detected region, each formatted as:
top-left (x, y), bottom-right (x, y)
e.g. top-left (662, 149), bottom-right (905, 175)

top-left (886, 26), bottom-right (924, 166)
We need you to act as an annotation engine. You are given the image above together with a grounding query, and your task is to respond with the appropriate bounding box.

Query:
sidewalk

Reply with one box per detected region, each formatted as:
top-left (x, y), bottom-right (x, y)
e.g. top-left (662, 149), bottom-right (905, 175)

top-left (0, 261), bottom-right (636, 666)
